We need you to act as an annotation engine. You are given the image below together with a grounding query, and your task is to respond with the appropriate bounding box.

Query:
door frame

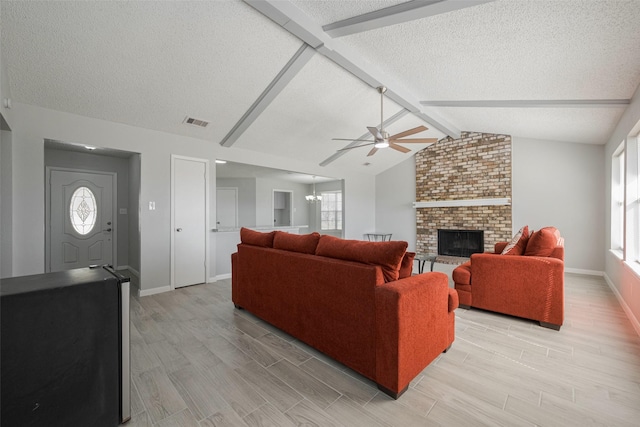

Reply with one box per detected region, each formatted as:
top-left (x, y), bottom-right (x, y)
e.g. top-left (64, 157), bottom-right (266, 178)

top-left (272, 189), bottom-right (293, 227)
top-left (45, 166), bottom-right (118, 272)
top-left (170, 155), bottom-right (210, 290)
top-left (216, 187), bottom-right (238, 229)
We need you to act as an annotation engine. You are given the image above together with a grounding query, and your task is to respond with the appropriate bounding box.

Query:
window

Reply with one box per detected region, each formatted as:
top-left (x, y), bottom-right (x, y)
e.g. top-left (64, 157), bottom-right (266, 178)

top-left (70, 186), bottom-right (97, 235)
top-left (320, 191), bottom-right (342, 230)
top-left (611, 142), bottom-right (625, 252)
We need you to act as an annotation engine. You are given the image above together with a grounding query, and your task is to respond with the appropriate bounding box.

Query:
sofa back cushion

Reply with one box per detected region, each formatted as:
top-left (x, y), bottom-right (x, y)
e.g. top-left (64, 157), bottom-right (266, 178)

top-left (501, 225), bottom-right (529, 255)
top-left (524, 227), bottom-right (562, 257)
top-left (315, 235), bottom-right (408, 282)
top-left (273, 231), bottom-right (321, 254)
top-left (240, 227), bottom-right (275, 248)
top-left (398, 252), bottom-right (415, 279)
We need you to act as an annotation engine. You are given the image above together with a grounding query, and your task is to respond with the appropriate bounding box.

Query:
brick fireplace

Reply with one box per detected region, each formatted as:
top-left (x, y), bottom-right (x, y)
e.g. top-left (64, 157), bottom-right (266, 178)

top-left (415, 132), bottom-right (512, 255)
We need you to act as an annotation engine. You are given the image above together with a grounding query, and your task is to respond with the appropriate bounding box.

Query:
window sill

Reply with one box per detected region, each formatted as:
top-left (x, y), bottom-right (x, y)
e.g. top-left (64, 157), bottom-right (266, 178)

top-left (623, 260), bottom-right (640, 281)
top-left (609, 249), bottom-right (624, 260)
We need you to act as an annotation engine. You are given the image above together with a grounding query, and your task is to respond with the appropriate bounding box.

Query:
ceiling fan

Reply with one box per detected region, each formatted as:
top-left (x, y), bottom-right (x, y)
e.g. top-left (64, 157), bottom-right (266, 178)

top-left (333, 86), bottom-right (439, 156)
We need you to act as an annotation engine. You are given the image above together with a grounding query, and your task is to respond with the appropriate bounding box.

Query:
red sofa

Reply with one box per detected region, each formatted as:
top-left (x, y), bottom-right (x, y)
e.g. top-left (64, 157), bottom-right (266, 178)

top-left (232, 228), bottom-right (458, 398)
top-left (452, 226), bottom-right (564, 330)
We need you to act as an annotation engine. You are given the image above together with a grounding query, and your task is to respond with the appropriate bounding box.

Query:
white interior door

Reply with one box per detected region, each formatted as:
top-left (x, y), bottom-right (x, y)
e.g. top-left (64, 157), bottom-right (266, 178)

top-left (49, 170), bottom-right (115, 272)
top-left (216, 188), bottom-right (237, 229)
top-left (173, 157), bottom-right (207, 288)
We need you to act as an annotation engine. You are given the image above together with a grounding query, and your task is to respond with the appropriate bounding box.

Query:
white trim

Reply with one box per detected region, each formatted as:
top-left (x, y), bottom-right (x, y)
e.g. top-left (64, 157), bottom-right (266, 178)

top-left (139, 285), bottom-right (171, 297)
top-left (215, 273), bottom-right (231, 281)
top-left (603, 273), bottom-right (640, 337)
top-left (171, 155), bottom-right (210, 291)
top-left (413, 198), bottom-right (510, 208)
top-left (564, 267), bottom-right (604, 276)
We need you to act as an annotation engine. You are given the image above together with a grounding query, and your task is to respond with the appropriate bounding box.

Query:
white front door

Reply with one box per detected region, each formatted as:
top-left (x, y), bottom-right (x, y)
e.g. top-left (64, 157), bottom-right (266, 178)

top-left (172, 157), bottom-right (207, 288)
top-left (216, 188), bottom-right (237, 229)
top-left (48, 170), bottom-right (115, 272)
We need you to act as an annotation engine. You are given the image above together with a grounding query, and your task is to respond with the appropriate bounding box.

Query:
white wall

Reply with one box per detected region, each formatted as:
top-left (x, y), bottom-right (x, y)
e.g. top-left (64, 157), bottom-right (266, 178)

top-left (375, 139), bottom-right (604, 272)
top-left (512, 137), bottom-right (605, 273)
top-left (5, 102), bottom-right (376, 293)
top-left (604, 83), bottom-right (640, 334)
top-left (1, 126), bottom-right (12, 278)
top-left (375, 156), bottom-right (417, 250)
top-left (128, 154), bottom-right (141, 275)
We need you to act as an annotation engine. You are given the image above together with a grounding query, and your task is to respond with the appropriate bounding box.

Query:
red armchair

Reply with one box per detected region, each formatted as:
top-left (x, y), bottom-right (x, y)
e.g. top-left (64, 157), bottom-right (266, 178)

top-left (453, 227), bottom-right (564, 330)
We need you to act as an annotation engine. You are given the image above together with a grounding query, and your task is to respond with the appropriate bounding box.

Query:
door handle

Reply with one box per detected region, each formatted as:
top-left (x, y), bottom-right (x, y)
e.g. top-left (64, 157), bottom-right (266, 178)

top-left (103, 228), bottom-right (112, 232)
top-left (176, 228), bottom-right (183, 232)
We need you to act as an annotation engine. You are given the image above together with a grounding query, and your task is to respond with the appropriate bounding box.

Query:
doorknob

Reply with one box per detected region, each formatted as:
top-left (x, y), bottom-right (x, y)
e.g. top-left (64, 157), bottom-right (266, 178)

top-left (176, 228), bottom-right (183, 232)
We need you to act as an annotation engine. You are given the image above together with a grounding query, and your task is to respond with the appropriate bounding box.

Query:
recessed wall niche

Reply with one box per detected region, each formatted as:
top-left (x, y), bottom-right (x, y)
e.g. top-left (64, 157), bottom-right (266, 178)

top-left (415, 132), bottom-right (512, 255)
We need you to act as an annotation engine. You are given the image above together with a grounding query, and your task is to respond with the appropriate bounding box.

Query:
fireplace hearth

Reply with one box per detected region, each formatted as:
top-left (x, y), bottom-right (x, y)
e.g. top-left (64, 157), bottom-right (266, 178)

top-left (438, 229), bottom-right (484, 257)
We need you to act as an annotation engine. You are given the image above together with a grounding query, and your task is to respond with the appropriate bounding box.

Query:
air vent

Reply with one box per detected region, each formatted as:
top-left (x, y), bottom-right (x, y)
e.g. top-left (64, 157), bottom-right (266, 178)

top-left (183, 116), bottom-right (209, 128)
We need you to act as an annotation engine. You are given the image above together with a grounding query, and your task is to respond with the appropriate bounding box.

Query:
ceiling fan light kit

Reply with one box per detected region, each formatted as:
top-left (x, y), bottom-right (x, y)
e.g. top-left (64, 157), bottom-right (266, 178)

top-left (332, 86), bottom-right (437, 156)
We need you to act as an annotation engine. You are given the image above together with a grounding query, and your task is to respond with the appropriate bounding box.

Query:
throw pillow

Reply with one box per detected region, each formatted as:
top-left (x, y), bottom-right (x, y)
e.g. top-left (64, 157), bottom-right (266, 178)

top-left (398, 252), bottom-right (415, 279)
top-left (315, 235), bottom-right (408, 282)
top-left (240, 227), bottom-right (275, 248)
top-left (273, 231), bottom-right (321, 254)
top-left (501, 225), bottom-right (529, 255)
top-left (524, 226), bottom-right (561, 257)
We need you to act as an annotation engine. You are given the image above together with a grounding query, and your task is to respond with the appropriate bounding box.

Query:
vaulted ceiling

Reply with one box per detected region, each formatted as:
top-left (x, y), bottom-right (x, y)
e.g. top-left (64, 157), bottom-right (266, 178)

top-left (3, 0), bottom-right (640, 175)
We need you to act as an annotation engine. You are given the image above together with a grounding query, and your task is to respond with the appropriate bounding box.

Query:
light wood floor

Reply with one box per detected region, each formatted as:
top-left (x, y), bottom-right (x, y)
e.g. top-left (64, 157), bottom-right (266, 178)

top-left (126, 273), bottom-right (640, 426)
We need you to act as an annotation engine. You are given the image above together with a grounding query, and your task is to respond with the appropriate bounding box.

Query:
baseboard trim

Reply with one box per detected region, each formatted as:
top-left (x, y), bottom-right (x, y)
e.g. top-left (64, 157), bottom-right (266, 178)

top-left (603, 272), bottom-right (640, 338)
top-left (139, 285), bottom-right (171, 297)
top-left (565, 267), bottom-right (604, 276)
top-left (215, 273), bottom-right (231, 281)
top-left (208, 276), bottom-right (217, 283)
top-left (116, 265), bottom-right (140, 278)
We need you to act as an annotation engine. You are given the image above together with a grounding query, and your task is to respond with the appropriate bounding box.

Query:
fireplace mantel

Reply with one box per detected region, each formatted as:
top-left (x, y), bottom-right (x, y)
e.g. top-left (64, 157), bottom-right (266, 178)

top-left (413, 198), bottom-right (511, 208)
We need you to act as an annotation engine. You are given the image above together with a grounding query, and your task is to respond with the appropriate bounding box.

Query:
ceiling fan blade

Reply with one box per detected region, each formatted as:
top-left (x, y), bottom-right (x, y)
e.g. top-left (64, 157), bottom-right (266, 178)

top-left (367, 147), bottom-right (379, 156)
top-left (367, 126), bottom-right (383, 140)
top-left (390, 137), bottom-right (439, 144)
top-left (337, 142), bottom-right (376, 151)
top-left (331, 138), bottom-right (375, 142)
top-left (389, 142), bottom-right (411, 153)
top-left (388, 125), bottom-right (428, 140)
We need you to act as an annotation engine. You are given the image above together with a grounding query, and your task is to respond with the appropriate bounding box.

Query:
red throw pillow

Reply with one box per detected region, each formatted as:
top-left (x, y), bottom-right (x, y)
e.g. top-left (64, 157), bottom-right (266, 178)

top-left (315, 235), bottom-right (408, 282)
top-left (398, 252), bottom-right (415, 279)
top-left (240, 227), bottom-right (275, 248)
top-left (524, 227), bottom-right (561, 257)
top-left (273, 231), bottom-right (321, 254)
top-left (501, 225), bottom-right (529, 255)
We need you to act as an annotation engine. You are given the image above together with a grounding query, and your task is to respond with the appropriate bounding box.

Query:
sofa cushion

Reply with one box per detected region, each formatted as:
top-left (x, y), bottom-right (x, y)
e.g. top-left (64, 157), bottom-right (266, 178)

top-left (398, 252), bottom-right (415, 279)
top-left (524, 227), bottom-right (561, 257)
top-left (273, 231), bottom-right (321, 254)
top-left (452, 261), bottom-right (472, 286)
top-left (240, 227), bottom-right (275, 248)
top-left (315, 235), bottom-right (408, 282)
top-left (501, 225), bottom-right (529, 255)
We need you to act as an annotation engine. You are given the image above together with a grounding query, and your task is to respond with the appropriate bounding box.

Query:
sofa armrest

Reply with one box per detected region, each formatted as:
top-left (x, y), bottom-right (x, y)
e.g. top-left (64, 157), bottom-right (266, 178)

top-left (374, 272), bottom-right (451, 396)
top-left (470, 253), bottom-right (564, 325)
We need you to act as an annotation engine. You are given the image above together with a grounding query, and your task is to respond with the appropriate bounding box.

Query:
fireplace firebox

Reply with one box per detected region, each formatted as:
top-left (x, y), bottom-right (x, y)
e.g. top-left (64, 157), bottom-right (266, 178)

top-left (438, 229), bottom-right (484, 257)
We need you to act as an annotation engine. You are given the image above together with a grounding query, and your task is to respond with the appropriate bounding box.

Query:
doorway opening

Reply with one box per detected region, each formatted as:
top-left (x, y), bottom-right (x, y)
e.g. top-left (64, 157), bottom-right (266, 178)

top-left (44, 140), bottom-right (141, 282)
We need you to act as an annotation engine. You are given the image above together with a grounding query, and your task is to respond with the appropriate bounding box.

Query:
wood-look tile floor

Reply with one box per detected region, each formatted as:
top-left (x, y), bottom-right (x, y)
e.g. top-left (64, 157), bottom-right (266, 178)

top-left (126, 273), bottom-right (640, 426)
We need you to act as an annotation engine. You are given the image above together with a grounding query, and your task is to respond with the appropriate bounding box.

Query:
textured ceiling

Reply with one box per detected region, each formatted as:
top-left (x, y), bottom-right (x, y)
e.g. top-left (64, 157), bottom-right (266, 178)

top-left (2, 0), bottom-right (640, 177)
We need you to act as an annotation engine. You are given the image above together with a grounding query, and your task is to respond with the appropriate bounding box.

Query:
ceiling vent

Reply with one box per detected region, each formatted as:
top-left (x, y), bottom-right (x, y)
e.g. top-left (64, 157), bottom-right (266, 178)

top-left (183, 116), bottom-right (209, 128)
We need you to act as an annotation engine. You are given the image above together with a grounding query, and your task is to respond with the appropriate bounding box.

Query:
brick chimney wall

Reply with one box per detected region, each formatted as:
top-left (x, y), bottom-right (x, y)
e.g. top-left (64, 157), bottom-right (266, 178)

top-left (415, 132), bottom-right (513, 254)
